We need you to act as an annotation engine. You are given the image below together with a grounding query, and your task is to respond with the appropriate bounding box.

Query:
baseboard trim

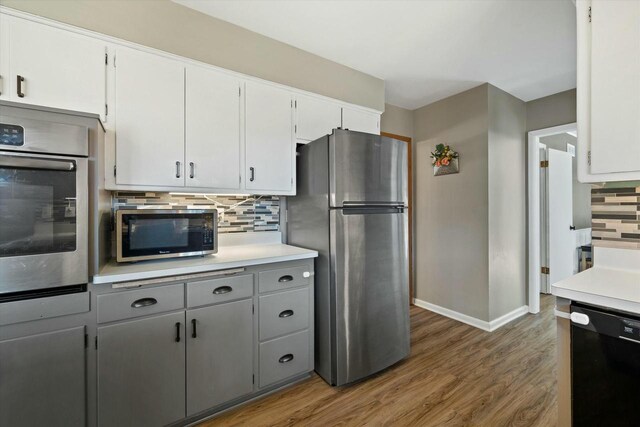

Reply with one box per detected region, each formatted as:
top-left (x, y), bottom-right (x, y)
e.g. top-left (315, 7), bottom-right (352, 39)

top-left (412, 299), bottom-right (529, 332)
top-left (488, 305), bottom-right (530, 332)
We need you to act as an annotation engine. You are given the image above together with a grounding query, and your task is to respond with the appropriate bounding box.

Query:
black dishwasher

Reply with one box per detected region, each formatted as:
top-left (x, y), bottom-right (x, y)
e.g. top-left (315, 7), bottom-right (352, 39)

top-left (571, 303), bottom-right (640, 426)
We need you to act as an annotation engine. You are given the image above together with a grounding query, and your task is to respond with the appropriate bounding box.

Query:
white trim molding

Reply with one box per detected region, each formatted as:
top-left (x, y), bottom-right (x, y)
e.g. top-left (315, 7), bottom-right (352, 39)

top-left (527, 122), bottom-right (577, 314)
top-left (413, 299), bottom-right (529, 332)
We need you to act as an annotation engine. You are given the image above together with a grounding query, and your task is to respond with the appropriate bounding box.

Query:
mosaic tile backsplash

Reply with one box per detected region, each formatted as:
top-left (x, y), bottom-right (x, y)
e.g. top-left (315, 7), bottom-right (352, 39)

top-left (112, 192), bottom-right (280, 233)
top-left (592, 185), bottom-right (640, 249)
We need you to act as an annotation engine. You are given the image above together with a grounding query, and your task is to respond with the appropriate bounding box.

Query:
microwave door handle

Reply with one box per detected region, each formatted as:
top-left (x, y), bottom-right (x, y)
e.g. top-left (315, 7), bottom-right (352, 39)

top-left (0, 154), bottom-right (75, 171)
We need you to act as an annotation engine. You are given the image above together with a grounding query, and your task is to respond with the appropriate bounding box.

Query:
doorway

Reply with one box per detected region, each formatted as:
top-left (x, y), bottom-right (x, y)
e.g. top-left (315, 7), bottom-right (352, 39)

top-left (528, 123), bottom-right (592, 313)
top-left (381, 132), bottom-right (414, 305)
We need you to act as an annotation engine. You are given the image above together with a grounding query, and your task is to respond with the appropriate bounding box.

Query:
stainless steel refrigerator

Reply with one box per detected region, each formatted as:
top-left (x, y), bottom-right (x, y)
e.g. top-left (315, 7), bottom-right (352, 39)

top-left (288, 129), bottom-right (410, 386)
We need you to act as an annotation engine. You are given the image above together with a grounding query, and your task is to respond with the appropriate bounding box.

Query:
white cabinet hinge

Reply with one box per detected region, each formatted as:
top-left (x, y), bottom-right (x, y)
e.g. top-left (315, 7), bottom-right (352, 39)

top-left (295, 124), bottom-right (297, 134)
top-left (239, 86), bottom-right (241, 97)
top-left (588, 6), bottom-right (592, 23)
top-left (105, 104), bottom-right (108, 117)
top-left (105, 53), bottom-right (108, 65)
top-left (587, 150), bottom-right (591, 166)
top-left (113, 55), bottom-right (116, 68)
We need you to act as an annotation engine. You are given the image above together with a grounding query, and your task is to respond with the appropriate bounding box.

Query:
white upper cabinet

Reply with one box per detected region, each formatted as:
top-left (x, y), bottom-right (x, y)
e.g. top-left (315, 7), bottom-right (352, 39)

top-left (5, 16), bottom-right (106, 117)
top-left (186, 66), bottom-right (242, 191)
top-left (0, 15), bottom-right (9, 100)
top-left (245, 82), bottom-right (294, 193)
top-left (341, 107), bottom-right (380, 135)
top-left (296, 95), bottom-right (342, 142)
top-left (115, 47), bottom-right (185, 187)
top-left (577, 0), bottom-right (640, 182)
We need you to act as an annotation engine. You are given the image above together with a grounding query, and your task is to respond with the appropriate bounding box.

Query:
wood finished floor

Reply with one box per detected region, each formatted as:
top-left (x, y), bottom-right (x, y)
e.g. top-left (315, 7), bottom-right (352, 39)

top-left (200, 295), bottom-right (557, 427)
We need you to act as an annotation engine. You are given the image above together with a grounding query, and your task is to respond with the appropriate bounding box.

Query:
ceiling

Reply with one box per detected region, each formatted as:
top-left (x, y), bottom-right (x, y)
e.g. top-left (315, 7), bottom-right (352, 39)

top-left (174, 0), bottom-right (577, 110)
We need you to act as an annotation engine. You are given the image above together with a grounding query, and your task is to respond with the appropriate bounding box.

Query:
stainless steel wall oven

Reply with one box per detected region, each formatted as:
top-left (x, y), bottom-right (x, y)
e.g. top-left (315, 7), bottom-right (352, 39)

top-left (0, 106), bottom-right (88, 301)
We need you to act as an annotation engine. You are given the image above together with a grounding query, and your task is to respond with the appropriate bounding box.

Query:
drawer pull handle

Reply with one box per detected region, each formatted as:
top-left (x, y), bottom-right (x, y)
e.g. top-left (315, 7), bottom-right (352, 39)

top-left (279, 309), bottom-right (294, 318)
top-left (191, 318), bottom-right (197, 338)
top-left (279, 354), bottom-right (294, 363)
top-left (213, 286), bottom-right (232, 295)
top-left (131, 297), bottom-right (157, 308)
top-left (175, 322), bottom-right (181, 343)
top-left (278, 275), bottom-right (294, 283)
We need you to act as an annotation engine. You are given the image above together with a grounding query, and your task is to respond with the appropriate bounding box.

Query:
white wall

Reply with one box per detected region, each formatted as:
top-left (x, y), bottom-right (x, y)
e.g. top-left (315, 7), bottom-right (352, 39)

top-left (381, 103), bottom-right (414, 139)
top-left (487, 85), bottom-right (527, 320)
top-left (414, 84), bottom-right (490, 321)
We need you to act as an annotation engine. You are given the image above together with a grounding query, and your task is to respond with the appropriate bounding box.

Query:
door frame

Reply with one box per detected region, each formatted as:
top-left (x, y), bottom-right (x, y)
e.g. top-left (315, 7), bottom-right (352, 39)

top-left (527, 122), bottom-right (576, 314)
top-left (381, 132), bottom-right (413, 305)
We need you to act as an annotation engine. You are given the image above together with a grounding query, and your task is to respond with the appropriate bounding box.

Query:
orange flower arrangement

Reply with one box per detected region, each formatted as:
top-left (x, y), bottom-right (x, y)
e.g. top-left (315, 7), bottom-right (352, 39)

top-left (430, 144), bottom-right (458, 167)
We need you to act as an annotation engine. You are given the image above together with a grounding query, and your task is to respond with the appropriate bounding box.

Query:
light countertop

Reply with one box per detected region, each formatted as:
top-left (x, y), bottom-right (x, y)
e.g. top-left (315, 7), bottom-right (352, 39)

top-left (92, 232), bottom-right (317, 285)
top-left (551, 247), bottom-right (640, 314)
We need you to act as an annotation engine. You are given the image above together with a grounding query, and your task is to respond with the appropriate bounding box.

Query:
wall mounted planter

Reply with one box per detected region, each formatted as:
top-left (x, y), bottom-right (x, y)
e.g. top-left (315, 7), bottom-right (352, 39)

top-left (433, 158), bottom-right (459, 176)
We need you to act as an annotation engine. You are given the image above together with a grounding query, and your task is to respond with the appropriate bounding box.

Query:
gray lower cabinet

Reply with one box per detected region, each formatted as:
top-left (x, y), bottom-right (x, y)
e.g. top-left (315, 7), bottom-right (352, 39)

top-left (0, 326), bottom-right (86, 427)
top-left (97, 311), bottom-right (186, 427)
top-left (186, 298), bottom-right (254, 416)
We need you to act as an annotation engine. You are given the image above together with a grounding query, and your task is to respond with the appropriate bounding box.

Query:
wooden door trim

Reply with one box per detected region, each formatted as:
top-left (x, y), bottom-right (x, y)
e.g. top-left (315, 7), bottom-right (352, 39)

top-left (381, 132), bottom-right (413, 305)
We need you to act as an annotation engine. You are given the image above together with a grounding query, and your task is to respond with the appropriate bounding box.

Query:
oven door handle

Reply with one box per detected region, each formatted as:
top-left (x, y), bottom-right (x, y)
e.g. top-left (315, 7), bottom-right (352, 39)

top-left (0, 153), bottom-right (76, 171)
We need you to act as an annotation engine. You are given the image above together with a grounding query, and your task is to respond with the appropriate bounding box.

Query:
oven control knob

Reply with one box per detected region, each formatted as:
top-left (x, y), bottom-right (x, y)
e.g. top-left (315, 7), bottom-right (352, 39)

top-left (570, 312), bottom-right (590, 326)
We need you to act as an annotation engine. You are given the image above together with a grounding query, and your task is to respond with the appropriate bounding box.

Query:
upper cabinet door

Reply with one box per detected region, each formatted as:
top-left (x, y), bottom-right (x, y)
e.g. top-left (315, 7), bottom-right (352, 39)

top-left (245, 82), bottom-right (294, 192)
top-left (0, 15), bottom-right (9, 100)
top-left (115, 47), bottom-right (185, 187)
top-left (7, 17), bottom-right (106, 117)
top-left (342, 107), bottom-right (380, 135)
top-left (185, 66), bottom-right (241, 190)
top-left (577, 0), bottom-right (640, 182)
top-left (589, 0), bottom-right (640, 175)
top-left (296, 95), bottom-right (342, 142)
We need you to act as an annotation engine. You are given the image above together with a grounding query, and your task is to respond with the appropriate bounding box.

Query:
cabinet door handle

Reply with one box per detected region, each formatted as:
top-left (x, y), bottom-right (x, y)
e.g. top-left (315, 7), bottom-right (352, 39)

top-left (278, 275), bottom-right (293, 283)
top-left (175, 322), bottom-right (181, 342)
top-left (279, 309), bottom-right (294, 318)
top-left (189, 162), bottom-right (195, 179)
top-left (279, 354), bottom-right (294, 363)
top-left (213, 285), bottom-right (232, 295)
top-left (176, 161), bottom-right (181, 178)
top-left (191, 318), bottom-right (197, 338)
top-left (249, 166), bottom-right (255, 182)
top-left (130, 297), bottom-right (157, 308)
top-left (17, 75), bottom-right (25, 98)
top-left (570, 225), bottom-right (576, 231)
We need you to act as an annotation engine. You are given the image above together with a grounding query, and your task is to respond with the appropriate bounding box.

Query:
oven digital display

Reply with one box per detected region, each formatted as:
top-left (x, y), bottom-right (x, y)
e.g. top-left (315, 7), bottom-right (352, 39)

top-left (0, 124), bottom-right (25, 146)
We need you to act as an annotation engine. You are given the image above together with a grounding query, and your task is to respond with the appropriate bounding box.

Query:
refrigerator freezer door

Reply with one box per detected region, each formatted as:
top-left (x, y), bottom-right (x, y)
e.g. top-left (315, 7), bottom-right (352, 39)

top-left (329, 130), bottom-right (407, 208)
top-left (330, 207), bottom-right (410, 386)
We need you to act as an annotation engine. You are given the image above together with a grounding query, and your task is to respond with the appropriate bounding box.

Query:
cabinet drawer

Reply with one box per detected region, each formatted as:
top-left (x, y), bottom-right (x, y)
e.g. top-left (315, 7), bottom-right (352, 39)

top-left (259, 330), bottom-right (310, 388)
top-left (259, 287), bottom-right (309, 341)
top-left (97, 284), bottom-right (184, 324)
top-left (187, 274), bottom-right (253, 308)
top-left (258, 265), bottom-right (311, 294)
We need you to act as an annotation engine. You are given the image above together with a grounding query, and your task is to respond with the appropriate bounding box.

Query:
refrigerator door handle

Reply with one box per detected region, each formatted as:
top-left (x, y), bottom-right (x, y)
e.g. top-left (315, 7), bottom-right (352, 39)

top-left (342, 201), bottom-right (405, 208)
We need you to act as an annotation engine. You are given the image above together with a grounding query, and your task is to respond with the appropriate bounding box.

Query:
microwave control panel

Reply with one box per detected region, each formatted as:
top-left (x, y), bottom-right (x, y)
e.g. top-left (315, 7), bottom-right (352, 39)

top-left (0, 124), bottom-right (25, 147)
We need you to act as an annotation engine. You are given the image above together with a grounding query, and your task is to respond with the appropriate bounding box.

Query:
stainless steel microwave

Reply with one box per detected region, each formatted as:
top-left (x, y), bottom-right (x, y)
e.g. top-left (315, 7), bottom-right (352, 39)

top-left (116, 209), bottom-right (217, 262)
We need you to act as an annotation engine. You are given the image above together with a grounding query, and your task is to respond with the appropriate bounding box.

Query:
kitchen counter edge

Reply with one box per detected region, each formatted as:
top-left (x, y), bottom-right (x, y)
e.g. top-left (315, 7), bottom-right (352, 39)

top-left (92, 244), bottom-right (318, 285)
